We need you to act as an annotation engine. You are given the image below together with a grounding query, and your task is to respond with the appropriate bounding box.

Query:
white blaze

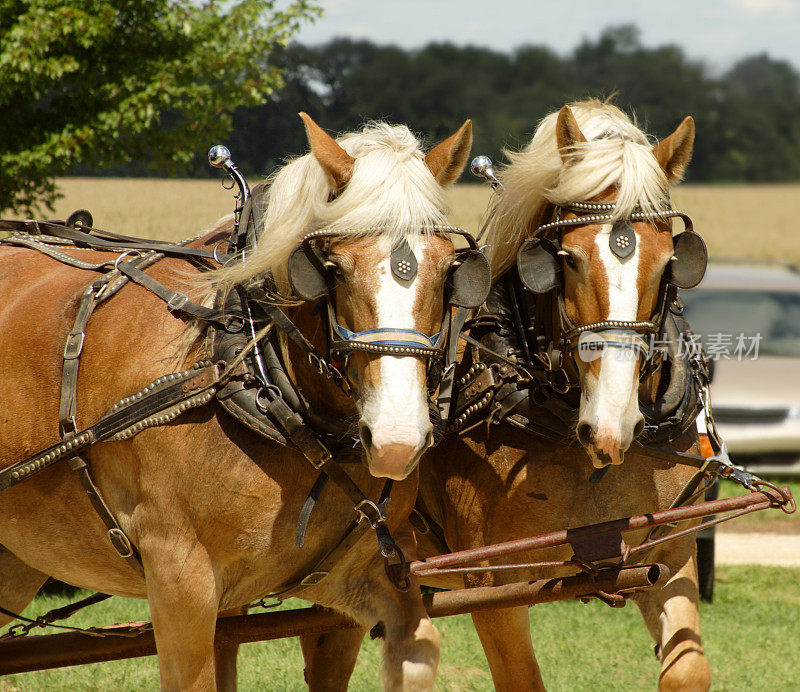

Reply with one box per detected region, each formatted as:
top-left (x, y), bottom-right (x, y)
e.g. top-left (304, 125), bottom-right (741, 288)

top-left (583, 225), bottom-right (643, 444)
top-left (359, 248), bottom-right (432, 478)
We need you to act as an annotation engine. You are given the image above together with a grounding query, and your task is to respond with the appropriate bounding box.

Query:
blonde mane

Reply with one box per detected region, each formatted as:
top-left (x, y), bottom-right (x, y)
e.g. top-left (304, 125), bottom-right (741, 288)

top-left (209, 122), bottom-right (450, 295)
top-left (486, 99), bottom-right (673, 276)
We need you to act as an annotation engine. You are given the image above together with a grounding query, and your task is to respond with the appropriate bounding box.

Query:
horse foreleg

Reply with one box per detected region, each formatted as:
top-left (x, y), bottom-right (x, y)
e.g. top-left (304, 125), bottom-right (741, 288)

top-left (471, 606), bottom-right (546, 691)
top-left (376, 583), bottom-right (440, 691)
top-left (299, 626), bottom-right (366, 691)
top-left (0, 544), bottom-right (49, 628)
top-left (143, 542), bottom-right (221, 692)
top-left (215, 606), bottom-right (248, 692)
top-left (634, 543), bottom-right (711, 692)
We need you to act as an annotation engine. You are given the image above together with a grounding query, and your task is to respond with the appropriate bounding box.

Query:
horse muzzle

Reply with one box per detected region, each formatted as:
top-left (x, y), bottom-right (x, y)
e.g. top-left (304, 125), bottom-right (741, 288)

top-left (577, 417), bottom-right (644, 468)
top-left (359, 421), bottom-right (433, 480)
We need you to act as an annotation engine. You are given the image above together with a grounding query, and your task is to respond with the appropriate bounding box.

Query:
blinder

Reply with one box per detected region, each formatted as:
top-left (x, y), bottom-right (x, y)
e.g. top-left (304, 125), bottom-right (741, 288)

top-left (668, 230), bottom-right (707, 289)
top-left (288, 244), bottom-right (330, 301)
top-left (516, 237), bottom-right (561, 294)
top-left (448, 249), bottom-right (491, 308)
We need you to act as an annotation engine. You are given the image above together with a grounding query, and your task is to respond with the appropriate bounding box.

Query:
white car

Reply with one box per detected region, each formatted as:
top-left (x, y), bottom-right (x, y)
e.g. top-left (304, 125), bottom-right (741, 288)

top-left (681, 262), bottom-right (800, 476)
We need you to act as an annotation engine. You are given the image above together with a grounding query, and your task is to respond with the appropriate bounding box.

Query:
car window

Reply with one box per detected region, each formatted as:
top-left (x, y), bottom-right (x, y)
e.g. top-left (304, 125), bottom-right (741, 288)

top-left (681, 289), bottom-right (800, 358)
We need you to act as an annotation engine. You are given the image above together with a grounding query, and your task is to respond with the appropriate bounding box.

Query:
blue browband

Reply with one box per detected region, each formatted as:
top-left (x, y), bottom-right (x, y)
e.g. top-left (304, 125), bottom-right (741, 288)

top-left (333, 324), bottom-right (442, 352)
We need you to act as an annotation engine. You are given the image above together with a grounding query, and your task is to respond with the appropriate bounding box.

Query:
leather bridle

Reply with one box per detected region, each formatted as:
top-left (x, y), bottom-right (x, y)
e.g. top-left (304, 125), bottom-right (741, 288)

top-left (286, 225), bottom-right (490, 400)
top-left (517, 201), bottom-right (706, 390)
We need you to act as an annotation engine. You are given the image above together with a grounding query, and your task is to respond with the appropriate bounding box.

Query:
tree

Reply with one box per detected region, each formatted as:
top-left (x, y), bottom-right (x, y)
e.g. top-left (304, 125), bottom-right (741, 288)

top-left (0, 0), bottom-right (320, 214)
top-left (713, 55), bottom-right (800, 181)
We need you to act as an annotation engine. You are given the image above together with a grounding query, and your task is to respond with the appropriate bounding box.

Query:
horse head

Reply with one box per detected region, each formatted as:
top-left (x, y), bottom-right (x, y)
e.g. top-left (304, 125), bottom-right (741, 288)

top-left (216, 114), bottom-right (479, 480)
top-left (490, 100), bottom-right (700, 468)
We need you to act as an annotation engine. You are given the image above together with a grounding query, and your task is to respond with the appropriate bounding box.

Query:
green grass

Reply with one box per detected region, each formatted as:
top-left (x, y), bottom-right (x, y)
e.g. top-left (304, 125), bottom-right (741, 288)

top-left (717, 478), bottom-right (800, 534)
top-left (2, 565), bottom-right (798, 691)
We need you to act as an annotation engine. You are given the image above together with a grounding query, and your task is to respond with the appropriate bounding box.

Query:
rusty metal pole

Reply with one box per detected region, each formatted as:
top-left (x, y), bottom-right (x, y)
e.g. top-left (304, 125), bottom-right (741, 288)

top-left (0, 565), bottom-right (665, 675)
top-left (409, 486), bottom-right (790, 573)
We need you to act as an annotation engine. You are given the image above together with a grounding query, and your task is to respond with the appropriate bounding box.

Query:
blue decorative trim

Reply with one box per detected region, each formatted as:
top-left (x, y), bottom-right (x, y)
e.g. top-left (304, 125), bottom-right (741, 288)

top-left (334, 322), bottom-right (441, 348)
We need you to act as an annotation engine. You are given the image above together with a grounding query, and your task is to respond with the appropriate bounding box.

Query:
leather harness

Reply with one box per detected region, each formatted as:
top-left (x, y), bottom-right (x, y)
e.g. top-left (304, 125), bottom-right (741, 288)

top-left (0, 192), bottom-right (484, 597)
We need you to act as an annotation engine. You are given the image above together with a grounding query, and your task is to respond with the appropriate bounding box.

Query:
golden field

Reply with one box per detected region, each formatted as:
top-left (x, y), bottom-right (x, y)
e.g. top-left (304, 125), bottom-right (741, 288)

top-left (11, 178), bottom-right (800, 265)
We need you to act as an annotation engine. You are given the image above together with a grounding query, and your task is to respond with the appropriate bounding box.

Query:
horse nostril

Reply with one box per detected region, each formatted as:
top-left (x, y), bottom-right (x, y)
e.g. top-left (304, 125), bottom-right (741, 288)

top-left (633, 417), bottom-right (645, 440)
top-left (576, 422), bottom-right (594, 446)
top-left (359, 422), bottom-right (373, 451)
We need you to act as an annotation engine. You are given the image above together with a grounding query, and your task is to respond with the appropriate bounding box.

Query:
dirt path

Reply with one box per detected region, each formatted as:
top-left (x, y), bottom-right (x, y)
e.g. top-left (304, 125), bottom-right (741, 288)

top-left (715, 532), bottom-right (800, 567)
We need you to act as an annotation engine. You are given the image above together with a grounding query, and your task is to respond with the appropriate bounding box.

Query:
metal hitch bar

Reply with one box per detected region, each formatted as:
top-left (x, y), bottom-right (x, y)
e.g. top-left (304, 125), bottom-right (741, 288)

top-left (0, 565), bottom-right (664, 675)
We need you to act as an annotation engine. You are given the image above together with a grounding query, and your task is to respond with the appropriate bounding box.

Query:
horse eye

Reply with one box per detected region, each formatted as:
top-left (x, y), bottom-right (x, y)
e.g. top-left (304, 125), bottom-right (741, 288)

top-left (325, 260), bottom-right (345, 279)
top-left (562, 253), bottom-right (578, 270)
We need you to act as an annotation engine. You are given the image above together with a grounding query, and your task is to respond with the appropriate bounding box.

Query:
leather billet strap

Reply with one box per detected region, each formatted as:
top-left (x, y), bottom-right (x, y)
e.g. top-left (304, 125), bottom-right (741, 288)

top-left (59, 252), bottom-right (165, 437)
top-left (57, 258), bottom-right (160, 575)
top-left (68, 455), bottom-right (145, 576)
top-left (0, 362), bottom-right (221, 492)
top-left (266, 478), bottom-right (399, 602)
top-left (114, 260), bottom-right (233, 329)
top-left (0, 220), bottom-right (222, 263)
top-left (435, 306), bottom-right (471, 431)
top-left (262, 302), bottom-right (331, 370)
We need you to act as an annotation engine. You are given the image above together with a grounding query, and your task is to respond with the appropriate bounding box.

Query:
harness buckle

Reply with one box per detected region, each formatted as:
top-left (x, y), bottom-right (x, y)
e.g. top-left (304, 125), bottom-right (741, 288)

top-left (308, 442), bottom-right (332, 470)
top-left (60, 416), bottom-right (78, 438)
top-left (166, 292), bottom-right (189, 311)
top-left (355, 498), bottom-right (389, 528)
top-left (63, 331), bottom-right (86, 360)
top-left (107, 528), bottom-right (134, 558)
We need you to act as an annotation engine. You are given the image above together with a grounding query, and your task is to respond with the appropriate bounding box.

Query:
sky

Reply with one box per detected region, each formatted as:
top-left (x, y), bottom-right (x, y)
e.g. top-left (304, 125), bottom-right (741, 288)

top-left (292, 0), bottom-right (800, 72)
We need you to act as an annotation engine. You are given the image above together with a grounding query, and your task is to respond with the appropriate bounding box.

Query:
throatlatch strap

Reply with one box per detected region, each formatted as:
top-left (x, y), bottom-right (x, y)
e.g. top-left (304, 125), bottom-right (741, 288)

top-left (437, 307), bottom-right (470, 425)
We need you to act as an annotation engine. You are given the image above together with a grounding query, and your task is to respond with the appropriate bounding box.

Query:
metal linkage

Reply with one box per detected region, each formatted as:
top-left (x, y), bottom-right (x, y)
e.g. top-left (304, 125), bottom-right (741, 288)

top-left (408, 485), bottom-right (794, 579)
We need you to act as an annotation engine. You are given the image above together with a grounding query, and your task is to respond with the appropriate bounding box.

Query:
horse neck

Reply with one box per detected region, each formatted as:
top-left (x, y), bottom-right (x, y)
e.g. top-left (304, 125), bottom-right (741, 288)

top-left (283, 303), bottom-right (357, 421)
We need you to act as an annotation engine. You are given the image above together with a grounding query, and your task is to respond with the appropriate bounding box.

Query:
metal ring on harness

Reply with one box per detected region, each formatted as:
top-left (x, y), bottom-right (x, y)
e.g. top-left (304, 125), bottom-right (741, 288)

top-left (355, 498), bottom-right (388, 529)
top-left (113, 250), bottom-right (143, 271)
top-left (212, 239), bottom-right (228, 265)
top-left (255, 385), bottom-right (283, 413)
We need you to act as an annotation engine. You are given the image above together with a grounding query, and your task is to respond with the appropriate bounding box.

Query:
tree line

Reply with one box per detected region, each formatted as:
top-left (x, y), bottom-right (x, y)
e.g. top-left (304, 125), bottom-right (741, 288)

top-left (218, 25), bottom-right (800, 184)
top-left (5, 12), bottom-right (800, 215)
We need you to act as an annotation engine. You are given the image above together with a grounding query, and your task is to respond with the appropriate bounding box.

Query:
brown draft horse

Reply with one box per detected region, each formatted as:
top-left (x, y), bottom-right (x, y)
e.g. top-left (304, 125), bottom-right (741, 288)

top-left (0, 115), bottom-right (474, 690)
top-left (302, 102), bottom-right (712, 691)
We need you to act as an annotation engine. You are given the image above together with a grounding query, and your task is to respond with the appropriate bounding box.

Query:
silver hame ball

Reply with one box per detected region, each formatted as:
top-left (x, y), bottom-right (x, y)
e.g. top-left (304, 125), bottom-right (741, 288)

top-left (471, 155), bottom-right (494, 178)
top-left (208, 145), bottom-right (231, 168)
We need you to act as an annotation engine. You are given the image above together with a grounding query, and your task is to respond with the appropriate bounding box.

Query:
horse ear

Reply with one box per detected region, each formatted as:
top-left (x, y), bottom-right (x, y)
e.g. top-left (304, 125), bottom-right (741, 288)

top-left (425, 120), bottom-right (473, 186)
top-left (652, 116), bottom-right (695, 182)
top-left (299, 112), bottom-right (356, 192)
top-left (556, 105), bottom-right (587, 163)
